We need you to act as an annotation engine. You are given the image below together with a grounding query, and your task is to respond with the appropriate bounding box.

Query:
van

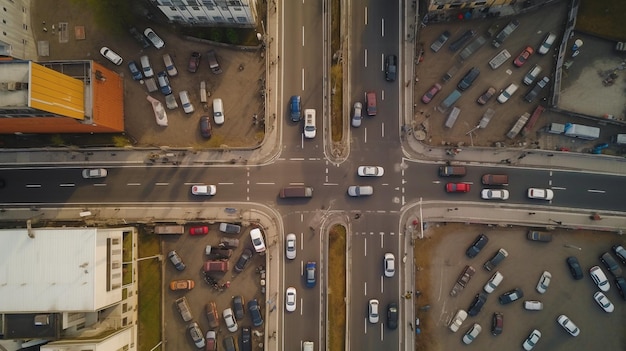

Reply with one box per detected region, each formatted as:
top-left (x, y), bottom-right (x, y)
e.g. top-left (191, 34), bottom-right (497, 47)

top-left (438, 166), bottom-right (466, 177)
top-left (219, 223), bottom-right (241, 234)
top-left (488, 49), bottom-right (511, 70)
top-left (538, 32), bottom-right (557, 55)
top-left (523, 64), bottom-right (542, 85)
top-left (279, 186), bottom-right (314, 198)
top-left (497, 83), bottom-right (519, 103)
top-left (304, 109), bottom-right (316, 138)
top-left (213, 98), bottom-right (224, 125)
top-left (437, 89), bottom-right (462, 113)
top-left (366, 91), bottom-right (377, 116)
top-left (140, 55), bottom-right (154, 78)
top-left (457, 67), bottom-right (480, 91)
top-left (481, 174), bottom-right (509, 185)
top-left (303, 341), bottom-right (314, 351)
top-left (445, 107), bottom-right (460, 128)
top-left (176, 297), bottom-right (193, 322)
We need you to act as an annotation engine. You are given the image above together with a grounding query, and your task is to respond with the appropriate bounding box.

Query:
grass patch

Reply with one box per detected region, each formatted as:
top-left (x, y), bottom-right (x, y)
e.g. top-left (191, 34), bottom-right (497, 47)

top-left (330, 0), bottom-right (343, 143)
top-left (137, 228), bottom-right (162, 351)
top-left (576, 0), bottom-right (626, 40)
top-left (413, 230), bottom-right (442, 351)
top-left (328, 225), bottom-right (347, 351)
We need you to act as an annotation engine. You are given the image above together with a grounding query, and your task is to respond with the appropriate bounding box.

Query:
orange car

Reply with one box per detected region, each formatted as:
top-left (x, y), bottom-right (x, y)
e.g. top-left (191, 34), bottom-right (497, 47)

top-left (170, 279), bottom-right (195, 291)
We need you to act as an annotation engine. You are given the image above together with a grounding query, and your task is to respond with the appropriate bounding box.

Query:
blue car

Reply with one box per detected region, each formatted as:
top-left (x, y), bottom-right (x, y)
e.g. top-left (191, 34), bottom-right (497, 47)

top-left (305, 261), bottom-right (316, 288)
top-left (289, 95), bottom-right (301, 122)
top-left (247, 299), bottom-right (264, 327)
top-left (157, 71), bottom-right (172, 95)
top-left (128, 61), bottom-right (143, 81)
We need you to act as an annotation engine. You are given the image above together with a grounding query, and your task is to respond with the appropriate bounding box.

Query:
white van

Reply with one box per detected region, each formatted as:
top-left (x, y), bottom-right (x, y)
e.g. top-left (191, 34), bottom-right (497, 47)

top-left (538, 32), bottom-right (557, 55)
top-left (213, 98), bottom-right (224, 125)
top-left (304, 109), bottom-right (316, 138)
top-left (303, 341), bottom-right (314, 351)
top-left (523, 64), bottom-right (542, 85)
top-left (140, 55), bottom-right (154, 78)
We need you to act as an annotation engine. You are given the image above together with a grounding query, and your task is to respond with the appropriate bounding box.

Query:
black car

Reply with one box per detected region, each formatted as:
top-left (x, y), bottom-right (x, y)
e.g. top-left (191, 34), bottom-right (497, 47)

top-left (234, 248), bottom-right (253, 273)
top-left (613, 245), bottom-right (626, 264)
top-left (615, 277), bottom-right (626, 300)
top-left (248, 299), bottom-right (264, 327)
top-left (457, 67), bottom-right (480, 91)
top-left (241, 327), bottom-right (252, 351)
top-left (566, 256), bottom-right (583, 280)
top-left (386, 303), bottom-right (398, 330)
top-left (385, 55), bottom-right (397, 82)
top-left (200, 116), bottom-right (212, 139)
top-left (491, 312), bottom-right (503, 335)
top-left (232, 295), bottom-right (245, 320)
top-left (468, 292), bottom-right (487, 316)
top-left (466, 233), bottom-right (489, 258)
top-left (223, 336), bottom-right (236, 351)
top-left (600, 252), bottom-right (623, 277)
top-left (498, 288), bottom-right (523, 304)
top-left (449, 29), bottom-right (476, 52)
top-left (188, 52), bottom-right (201, 73)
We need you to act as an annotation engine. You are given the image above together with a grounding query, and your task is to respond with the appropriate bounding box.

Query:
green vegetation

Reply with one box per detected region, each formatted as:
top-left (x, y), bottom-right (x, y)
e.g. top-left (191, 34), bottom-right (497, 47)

top-left (328, 225), bottom-right (347, 351)
top-left (137, 228), bottom-right (162, 351)
top-left (330, 0), bottom-right (343, 142)
top-left (71, 0), bottom-right (133, 35)
top-left (576, 0), bottom-right (626, 40)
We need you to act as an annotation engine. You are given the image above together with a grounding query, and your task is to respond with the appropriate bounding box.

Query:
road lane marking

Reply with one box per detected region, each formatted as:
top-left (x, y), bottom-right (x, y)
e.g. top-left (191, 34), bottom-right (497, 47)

top-left (219, 182), bottom-right (234, 185)
top-left (364, 237), bottom-right (367, 256)
top-left (302, 26), bottom-right (305, 47)
top-left (364, 281), bottom-right (367, 296)
top-left (380, 232), bottom-right (384, 248)
top-left (380, 275), bottom-right (384, 293)
top-left (290, 157), bottom-right (305, 161)
top-left (381, 53), bottom-right (384, 71)
top-left (381, 122), bottom-right (385, 138)
top-left (300, 298), bottom-right (303, 316)
top-left (256, 182), bottom-right (275, 185)
top-left (26, 184), bottom-right (41, 188)
top-left (364, 318), bottom-right (367, 334)
top-left (364, 127), bottom-right (368, 143)
top-left (94, 183), bottom-right (107, 187)
top-left (381, 18), bottom-right (385, 37)
top-left (127, 183), bottom-right (141, 186)
top-left (302, 68), bottom-right (305, 90)
top-left (381, 90), bottom-right (385, 101)
top-left (59, 183), bottom-right (75, 187)
top-left (364, 49), bottom-right (368, 67)
top-left (155, 183), bottom-right (169, 186)
top-left (587, 189), bottom-right (605, 193)
top-left (364, 7), bottom-right (368, 25)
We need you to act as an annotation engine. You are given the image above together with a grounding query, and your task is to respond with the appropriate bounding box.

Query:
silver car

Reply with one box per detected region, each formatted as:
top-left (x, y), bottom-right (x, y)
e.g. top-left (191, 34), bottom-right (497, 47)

top-left (348, 185), bottom-right (373, 197)
top-left (82, 168), bottom-right (108, 179)
top-left (285, 233), bottom-right (296, 260)
top-left (144, 27), bottom-right (164, 49)
top-left (351, 102), bottom-right (363, 127)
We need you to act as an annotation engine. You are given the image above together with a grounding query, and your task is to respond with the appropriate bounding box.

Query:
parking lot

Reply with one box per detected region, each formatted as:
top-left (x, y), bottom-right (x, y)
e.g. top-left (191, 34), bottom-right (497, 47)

top-left (162, 223), bottom-right (267, 350)
top-left (423, 224), bottom-right (624, 350)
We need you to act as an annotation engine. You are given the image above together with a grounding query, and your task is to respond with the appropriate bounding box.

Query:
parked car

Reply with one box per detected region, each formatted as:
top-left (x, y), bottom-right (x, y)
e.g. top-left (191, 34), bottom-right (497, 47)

top-left (468, 292), bottom-right (487, 316)
top-left (384, 54), bottom-right (397, 81)
top-left (593, 291), bottom-right (614, 312)
top-left (491, 312), bottom-right (503, 335)
top-left (188, 52), bottom-right (201, 73)
top-left (358, 166), bottom-right (384, 177)
top-left (483, 248), bottom-right (508, 271)
top-left (249, 228), bottom-right (266, 253)
top-left (205, 330), bottom-right (217, 351)
top-left (219, 223), bottom-right (241, 234)
top-left (499, 288), bottom-right (523, 304)
top-left (536, 271), bottom-right (552, 293)
top-left (612, 245), bottom-right (626, 264)
top-left (241, 327), bottom-right (252, 351)
top-left (383, 253), bottom-right (395, 277)
top-left (523, 300), bottom-right (543, 310)
top-left (497, 83), bottom-right (519, 103)
top-left (179, 91), bottom-right (194, 113)
top-left (223, 336), bottom-right (236, 351)
top-left (129, 27), bottom-right (150, 48)
top-left (285, 287), bottom-right (297, 312)
top-left (483, 271), bottom-right (504, 294)
top-left (477, 87), bottom-right (496, 105)
top-left (351, 102), bottom-right (363, 127)
top-left (524, 76), bottom-right (550, 102)
top-left (128, 61), bottom-right (143, 80)
top-left (481, 189), bottom-right (509, 200)
top-left (590, 266), bottom-right (610, 292)
top-left (445, 182), bottom-right (470, 193)
top-left (522, 329), bottom-right (541, 350)
top-left (430, 30), bottom-right (451, 52)
top-left (421, 83), bottom-right (443, 104)
top-left (387, 303), bottom-right (398, 330)
top-left (566, 256), bottom-right (583, 280)
top-left (140, 55), bottom-right (154, 77)
top-left (448, 309), bottom-right (468, 332)
top-left (199, 116), bottom-right (212, 138)
top-left (368, 299), bottom-right (379, 323)
top-left (223, 308), bottom-right (238, 332)
top-left (232, 295), bottom-right (245, 320)
top-left (538, 32), bottom-right (557, 54)
top-left (449, 29), bottom-right (476, 52)
top-left (527, 188), bottom-right (554, 200)
top-left (527, 230), bottom-right (552, 242)
top-left (306, 261), bottom-right (317, 288)
top-left (457, 67), bottom-right (480, 91)
top-left (466, 233), bottom-right (489, 258)
top-left (205, 301), bottom-right (219, 328)
top-left (514, 46), bottom-right (534, 67)
top-left (100, 47), bottom-right (123, 65)
top-left (462, 323), bottom-right (482, 345)
top-left (234, 248), bottom-right (253, 273)
top-left (157, 71), bottom-right (172, 95)
top-left (600, 252), bottom-right (623, 277)
top-left (168, 250), bottom-right (186, 271)
top-left (144, 27), bottom-right (164, 49)
top-left (191, 184), bottom-right (216, 196)
top-left (82, 168), bottom-right (107, 179)
top-left (248, 299), bottom-right (264, 327)
top-left (347, 185), bottom-right (373, 197)
top-left (187, 322), bottom-right (205, 349)
top-left (285, 233), bottom-right (297, 260)
top-left (206, 49), bottom-right (223, 74)
top-left (290, 95), bottom-right (302, 122)
top-left (189, 226), bottom-right (208, 235)
top-left (556, 314), bottom-right (580, 336)
top-left (162, 53), bottom-right (178, 76)
top-left (614, 277), bottom-right (626, 300)
top-left (169, 279), bottom-right (195, 291)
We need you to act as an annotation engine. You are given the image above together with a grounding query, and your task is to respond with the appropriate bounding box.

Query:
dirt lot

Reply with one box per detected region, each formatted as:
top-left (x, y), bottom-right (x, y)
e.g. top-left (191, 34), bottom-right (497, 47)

top-left (413, 223), bottom-right (625, 351)
top-left (31, 0), bottom-right (265, 148)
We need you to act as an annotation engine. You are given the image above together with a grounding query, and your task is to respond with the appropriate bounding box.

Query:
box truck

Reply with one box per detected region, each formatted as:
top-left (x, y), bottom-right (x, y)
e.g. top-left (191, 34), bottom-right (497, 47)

top-left (563, 123), bottom-right (600, 140)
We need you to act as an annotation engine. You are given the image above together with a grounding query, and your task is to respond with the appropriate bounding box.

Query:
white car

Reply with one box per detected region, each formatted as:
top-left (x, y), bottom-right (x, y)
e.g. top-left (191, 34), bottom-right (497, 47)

top-left (179, 91), bottom-right (195, 114)
top-left (368, 299), bottom-right (379, 323)
top-left (448, 309), bottom-right (468, 332)
top-left (481, 189), bottom-right (509, 200)
top-left (383, 253), bottom-right (395, 277)
top-left (304, 109), bottom-right (316, 138)
top-left (162, 53), bottom-right (178, 76)
top-left (497, 83), bottom-right (518, 103)
top-left (191, 185), bottom-right (216, 196)
top-left (357, 166), bottom-right (384, 177)
top-left (462, 323), bottom-right (482, 345)
top-left (527, 188), bottom-right (554, 200)
top-left (523, 300), bottom-right (543, 311)
top-left (347, 185), bottom-right (373, 197)
top-left (250, 228), bottom-right (266, 253)
top-left (593, 291), bottom-right (614, 312)
top-left (483, 271), bottom-right (504, 294)
top-left (589, 266), bottom-right (610, 292)
top-left (140, 55), bottom-right (154, 78)
top-left (144, 27), bottom-right (164, 49)
top-left (285, 233), bottom-right (296, 260)
top-left (285, 287), bottom-right (297, 312)
top-left (82, 168), bottom-right (108, 179)
top-left (556, 314), bottom-right (580, 336)
top-left (222, 308), bottom-right (238, 332)
top-left (536, 271), bottom-right (551, 294)
top-left (100, 47), bottom-right (123, 65)
top-left (522, 329), bottom-right (541, 350)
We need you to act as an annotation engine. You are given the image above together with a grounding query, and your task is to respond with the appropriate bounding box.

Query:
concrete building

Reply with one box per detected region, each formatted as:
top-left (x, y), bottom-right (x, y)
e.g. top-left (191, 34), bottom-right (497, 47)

top-left (0, 60), bottom-right (124, 134)
top-left (0, 0), bottom-right (38, 60)
top-left (0, 226), bottom-right (138, 351)
top-left (152, 0), bottom-right (258, 28)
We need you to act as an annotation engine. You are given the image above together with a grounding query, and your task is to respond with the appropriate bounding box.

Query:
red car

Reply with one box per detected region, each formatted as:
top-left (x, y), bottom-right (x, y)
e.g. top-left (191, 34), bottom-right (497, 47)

top-left (188, 52), bottom-right (201, 73)
top-left (189, 226), bottom-right (209, 235)
top-left (421, 83), bottom-right (442, 104)
top-left (446, 183), bottom-right (471, 193)
top-left (514, 46), bottom-right (534, 67)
